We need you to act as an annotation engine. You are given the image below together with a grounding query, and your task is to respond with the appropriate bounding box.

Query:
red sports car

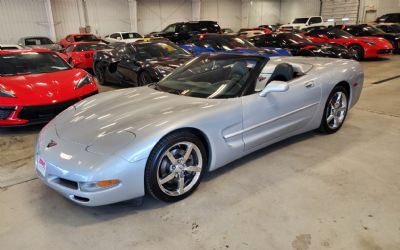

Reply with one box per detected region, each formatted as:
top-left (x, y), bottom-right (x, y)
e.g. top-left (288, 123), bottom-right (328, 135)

top-left (303, 27), bottom-right (393, 60)
top-left (62, 42), bottom-right (111, 71)
top-left (59, 33), bottom-right (101, 48)
top-left (0, 49), bottom-right (98, 126)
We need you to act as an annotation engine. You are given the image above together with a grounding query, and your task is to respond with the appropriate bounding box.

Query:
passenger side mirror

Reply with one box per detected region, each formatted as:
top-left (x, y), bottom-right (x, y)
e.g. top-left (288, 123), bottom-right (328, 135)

top-left (259, 81), bottom-right (289, 97)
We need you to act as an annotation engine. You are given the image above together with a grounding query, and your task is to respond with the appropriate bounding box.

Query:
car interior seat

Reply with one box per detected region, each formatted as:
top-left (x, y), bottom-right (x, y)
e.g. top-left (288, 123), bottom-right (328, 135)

top-left (267, 63), bottom-right (294, 83)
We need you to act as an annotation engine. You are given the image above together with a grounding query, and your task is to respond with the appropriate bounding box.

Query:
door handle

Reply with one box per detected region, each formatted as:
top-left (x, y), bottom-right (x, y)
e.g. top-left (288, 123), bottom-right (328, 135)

top-left (305, 81), bottom-right (315, 88)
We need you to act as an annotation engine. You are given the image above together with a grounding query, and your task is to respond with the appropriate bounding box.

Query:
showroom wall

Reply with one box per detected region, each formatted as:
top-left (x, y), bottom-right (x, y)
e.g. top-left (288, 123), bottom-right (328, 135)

top-left (280, 0), bottom-right (320, 24)
top-left (200, 0), bottom-right (242, 31)
top-left (0, 0), bottom-right (52, 44)
top-left (137, 0), bottom-right (192, 35)
top-left (1, 0), bottom-right (400, 44)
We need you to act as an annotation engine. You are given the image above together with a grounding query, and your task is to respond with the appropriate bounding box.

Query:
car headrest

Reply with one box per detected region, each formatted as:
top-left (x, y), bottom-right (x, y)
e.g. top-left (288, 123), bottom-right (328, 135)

top-left (267, 63), bottom-right (294, 83)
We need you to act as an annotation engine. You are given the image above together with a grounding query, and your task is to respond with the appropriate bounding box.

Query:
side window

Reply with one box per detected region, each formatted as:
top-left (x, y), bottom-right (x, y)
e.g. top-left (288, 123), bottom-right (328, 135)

top-left (263, 35), bottom-right (278, 47)
top-left (196, 39), bottom-right (220, 50)
top-left (309, 17), bottom-right (322, 25)
top-left (65, 45), bottom-right (74, 52)
top-left (110, 33), bottom-right (119, 39)
top-left (66, 36), bottom-right (73, 42)
top-left (164, 24), bottom-right (176, 33)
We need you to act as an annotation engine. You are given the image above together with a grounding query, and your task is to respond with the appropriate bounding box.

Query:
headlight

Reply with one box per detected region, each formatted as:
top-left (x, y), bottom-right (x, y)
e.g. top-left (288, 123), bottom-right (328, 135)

top-left (75, 73), bottom-right (93, 89)
top-left (79, 179), bottom-right (120, 192)
top-left (0, 88), bottom-right (16, 98)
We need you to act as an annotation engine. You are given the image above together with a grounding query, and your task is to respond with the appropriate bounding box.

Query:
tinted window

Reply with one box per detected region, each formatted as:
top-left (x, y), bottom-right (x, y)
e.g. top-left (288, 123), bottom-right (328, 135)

top-left (163, 24), bottom-right (176, 33)
top-left (110, 33), bottom-right (120, 39)
top-left (156, 56), bottom-right (262, 98)
top-left (66, 36), bottom-right (73, 42)
top-left (0, 52), bottom-right (71, 76)
top-left (65, 45), bottom-right (74, 52)
top-left (121, 32), bottom-right (142, 39)
top-left (278, 33), bottom-right (310, 44)
top-left (134, 42), bottom-right (190, 60)
top-left (293, 18), bottom-right (309, 24)
top-left (309, 17), bottom-right (322, 24)
top-left (74, 35), bottom-right (99, 42)
top-left (25, 37), bottom-right (54, 45)
top-left (189, 22), bottom-right (221, 33)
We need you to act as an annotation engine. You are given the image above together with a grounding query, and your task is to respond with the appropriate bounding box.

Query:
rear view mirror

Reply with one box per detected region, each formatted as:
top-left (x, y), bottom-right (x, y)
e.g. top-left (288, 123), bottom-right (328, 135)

top-left (259, 81), bottom-right (289, 97)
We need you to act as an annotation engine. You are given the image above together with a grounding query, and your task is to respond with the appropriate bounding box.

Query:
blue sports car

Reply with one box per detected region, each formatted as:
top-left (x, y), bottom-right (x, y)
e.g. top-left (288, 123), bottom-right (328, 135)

top-left (180, 34), bottom-right (291, 57)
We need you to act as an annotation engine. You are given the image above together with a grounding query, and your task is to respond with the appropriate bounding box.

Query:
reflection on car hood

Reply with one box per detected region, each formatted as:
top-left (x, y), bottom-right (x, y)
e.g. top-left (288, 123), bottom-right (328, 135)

top-left (55, 86), bottom-right (221, 145)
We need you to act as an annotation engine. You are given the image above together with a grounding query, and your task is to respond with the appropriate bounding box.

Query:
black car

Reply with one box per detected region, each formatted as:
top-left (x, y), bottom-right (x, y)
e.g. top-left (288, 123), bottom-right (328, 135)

top-left (93, 39), bottom-right (192, 86)
top-left (375, 23), bottom-right (400, 34)
top-left (148, 21), bottom-right (221, 43)
top-left (249, 32), bottom-right (355, 59)
top-left (337, 24), bottom-right (400, 53)
top-left (376, 13), bottom-right (400, 23)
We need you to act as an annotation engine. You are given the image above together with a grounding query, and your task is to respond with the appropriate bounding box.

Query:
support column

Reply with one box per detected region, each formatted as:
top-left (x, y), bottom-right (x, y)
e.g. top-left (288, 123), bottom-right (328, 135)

top-left (44, 0), bottom-right (56, 41)
top-left (128, 0), bottom-right (138, 32)
top-left (192, 0), bottom-right (201, 21)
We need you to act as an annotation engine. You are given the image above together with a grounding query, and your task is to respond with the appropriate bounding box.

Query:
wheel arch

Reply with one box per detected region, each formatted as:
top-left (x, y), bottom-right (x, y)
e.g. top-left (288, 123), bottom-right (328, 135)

top-left (156, 127), bottom-right (212, 171)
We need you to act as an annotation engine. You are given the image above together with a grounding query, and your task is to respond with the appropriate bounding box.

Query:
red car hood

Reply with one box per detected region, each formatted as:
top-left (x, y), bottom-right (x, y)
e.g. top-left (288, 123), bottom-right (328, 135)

top-left (0, 69), bottom-right (97, 106)
top-left (353, 36), bottom-right (393, 47)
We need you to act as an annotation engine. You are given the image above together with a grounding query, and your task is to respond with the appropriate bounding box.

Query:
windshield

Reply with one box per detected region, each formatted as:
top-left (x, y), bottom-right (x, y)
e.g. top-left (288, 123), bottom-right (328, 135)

top-left (293, 18), bottom-right (309, 24)
top-left (121, 32), bottom-right (142, 39)
top-left (221, 37), bottom-right (255, 49)
top-left (75, 43), bottom-right (110, 52)
top-left (25, 37), bottom-right (54, 45)
top-left (190, 22), bottom-right (221, 33)
top-left (328, 29), bottom-right (354, 38)
top-left (280, 33), bottom-right (310, 44)
top-left (0, 52), bottom-right (71, 76)
top-left (135, 42), bottom-right (191, 60)
top-left (361, 26), bottom-right (386, 35)
top-left (75, 35), bottom-right (99, 42)
top-left (154, 56), bottom-right (263, 99)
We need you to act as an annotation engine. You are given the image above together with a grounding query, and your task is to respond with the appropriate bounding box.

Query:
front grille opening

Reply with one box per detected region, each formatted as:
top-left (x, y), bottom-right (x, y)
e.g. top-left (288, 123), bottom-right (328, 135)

top-left (73, 196), bottom-right (89, 202)
top-left (54, 178), bottom-right (78, 190)
top-left (0, 107), bottom-right (15, 120)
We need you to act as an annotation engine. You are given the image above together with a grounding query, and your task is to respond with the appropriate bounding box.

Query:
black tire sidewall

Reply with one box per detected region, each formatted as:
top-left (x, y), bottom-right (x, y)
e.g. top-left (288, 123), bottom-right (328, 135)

top-left (349, 44), bottom-right (364, 60)
top-left (145, 132), bottom-right (207, 202)
top-left (95, 63), bottom-right (106, 85)
top-left (319, 85), bottom-right (349, 134)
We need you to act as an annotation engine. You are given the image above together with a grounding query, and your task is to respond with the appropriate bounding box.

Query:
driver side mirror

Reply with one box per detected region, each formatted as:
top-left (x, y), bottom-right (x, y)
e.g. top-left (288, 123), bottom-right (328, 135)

top-left (259, 81), bottom-right (289, 97)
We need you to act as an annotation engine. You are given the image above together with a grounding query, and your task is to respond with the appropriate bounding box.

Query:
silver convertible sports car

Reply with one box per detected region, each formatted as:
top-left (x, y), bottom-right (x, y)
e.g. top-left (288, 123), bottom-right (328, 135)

top-left (36, 53), bottom-right (363, 206)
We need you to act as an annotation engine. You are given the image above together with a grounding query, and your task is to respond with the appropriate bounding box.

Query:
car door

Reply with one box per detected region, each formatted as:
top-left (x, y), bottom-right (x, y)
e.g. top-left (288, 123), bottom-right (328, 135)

top-left (241, 71), bottom-right (321, 151)
top-left (116, 44), bottom-right (140, 84)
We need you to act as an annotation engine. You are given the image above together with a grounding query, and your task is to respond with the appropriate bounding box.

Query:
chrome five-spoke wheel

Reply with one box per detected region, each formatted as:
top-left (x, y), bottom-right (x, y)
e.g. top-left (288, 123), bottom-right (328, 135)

top-left (319, 85), bottom-right (349, 134)
top-left (326, 91), bottom-right (347, 130)
top-left (145, 131), bottom-right (207, 202)
top-left (157, 142), bottom-right (203, 196)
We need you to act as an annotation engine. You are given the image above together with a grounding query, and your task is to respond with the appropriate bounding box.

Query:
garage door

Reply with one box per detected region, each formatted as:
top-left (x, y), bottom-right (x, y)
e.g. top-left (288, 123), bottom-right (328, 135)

top-left (321, 0), bottom-right (360, 24)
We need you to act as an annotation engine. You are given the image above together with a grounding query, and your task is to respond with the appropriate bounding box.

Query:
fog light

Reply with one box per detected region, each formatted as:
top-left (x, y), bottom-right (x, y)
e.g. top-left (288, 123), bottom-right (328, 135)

top-left (79, 179), bottom-right (120, 192)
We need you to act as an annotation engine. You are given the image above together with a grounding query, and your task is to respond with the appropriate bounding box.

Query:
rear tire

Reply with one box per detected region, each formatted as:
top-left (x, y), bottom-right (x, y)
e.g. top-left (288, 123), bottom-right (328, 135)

top-left (145, 131), bottom-right (207, 202)
top-left (349, 44), bottom-right (364, 60)
top-left (318, 85), bottom-right (349, 134)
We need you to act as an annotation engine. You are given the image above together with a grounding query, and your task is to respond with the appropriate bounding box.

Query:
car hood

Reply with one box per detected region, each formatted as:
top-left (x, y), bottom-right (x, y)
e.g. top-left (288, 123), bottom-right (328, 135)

top-left (55, 86), bottom-right (221, 146)
top-left (353, 36), bottom-right (392, 45)
top-left (0, 69), bottom-right (90, 106)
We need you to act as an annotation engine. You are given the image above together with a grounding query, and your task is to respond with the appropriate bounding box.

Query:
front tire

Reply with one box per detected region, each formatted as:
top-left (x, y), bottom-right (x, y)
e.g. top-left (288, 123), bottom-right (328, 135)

top-left (94, 62), bottom-right (107, 85)
top-left (318, 85), bottom-right (349, 134)
top-left (145, 131), bottom-right (207, 202)
top-left (349, 44), bottom-right (364, 60)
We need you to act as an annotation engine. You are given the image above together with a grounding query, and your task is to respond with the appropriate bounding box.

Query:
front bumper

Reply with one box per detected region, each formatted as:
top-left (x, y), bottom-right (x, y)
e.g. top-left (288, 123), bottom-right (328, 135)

top-left (35, 125), bottom-right (146, 206)
top-left (364, 46), bottom-right (393, 58)
top-left (0, 91), bottom-right (98, 127)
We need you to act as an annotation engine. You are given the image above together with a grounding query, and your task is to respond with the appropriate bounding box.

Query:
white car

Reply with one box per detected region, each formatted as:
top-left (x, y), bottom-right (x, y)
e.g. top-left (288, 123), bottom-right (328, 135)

top-left (279, 16), bottom-right (334, 31)
top-left (104, 32), bottom-right (143, 43)
top-left (0, 44), bottom-right (23, 50)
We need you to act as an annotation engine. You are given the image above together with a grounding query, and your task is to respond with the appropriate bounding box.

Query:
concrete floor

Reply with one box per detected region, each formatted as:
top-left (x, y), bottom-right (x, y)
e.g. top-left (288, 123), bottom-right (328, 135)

top-left (1, 56), bottom-right (399, 250)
